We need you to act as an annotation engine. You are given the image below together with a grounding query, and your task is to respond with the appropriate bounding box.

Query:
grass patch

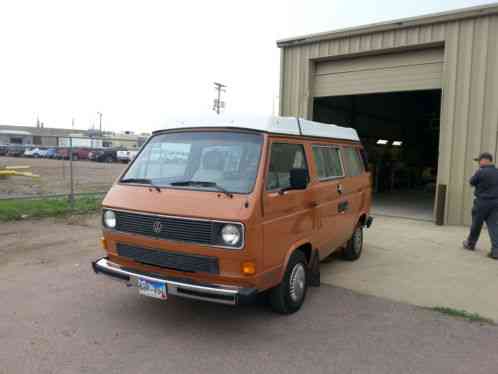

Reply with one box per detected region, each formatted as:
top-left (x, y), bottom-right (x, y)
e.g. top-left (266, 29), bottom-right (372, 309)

top-left (0, 195), bottom-right (102, 222)
top-left (431, 306), bottom-right (494, 324)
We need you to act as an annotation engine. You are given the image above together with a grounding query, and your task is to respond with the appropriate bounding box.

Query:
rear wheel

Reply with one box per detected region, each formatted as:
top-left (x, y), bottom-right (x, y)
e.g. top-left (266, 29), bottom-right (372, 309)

top-left (342, 225), bottom-right (363, 261)
top-left (270, 251), bottom-right (308, 314)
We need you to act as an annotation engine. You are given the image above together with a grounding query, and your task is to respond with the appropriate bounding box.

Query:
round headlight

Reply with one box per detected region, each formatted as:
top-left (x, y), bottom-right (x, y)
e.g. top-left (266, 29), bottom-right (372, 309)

top-left (103, 210), bottom-right (116, 228)
top-left (221, 224), bottom-right (241, 246)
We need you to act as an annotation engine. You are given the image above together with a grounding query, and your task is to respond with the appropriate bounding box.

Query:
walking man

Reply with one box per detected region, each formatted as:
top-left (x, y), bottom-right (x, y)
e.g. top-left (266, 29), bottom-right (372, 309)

top-left (463, 152), bottom-right (498, 259)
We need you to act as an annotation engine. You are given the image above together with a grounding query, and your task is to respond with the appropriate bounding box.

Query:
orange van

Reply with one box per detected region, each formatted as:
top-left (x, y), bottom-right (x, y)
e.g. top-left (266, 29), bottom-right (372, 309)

top-left (92, 117), bottom-right (373, 313)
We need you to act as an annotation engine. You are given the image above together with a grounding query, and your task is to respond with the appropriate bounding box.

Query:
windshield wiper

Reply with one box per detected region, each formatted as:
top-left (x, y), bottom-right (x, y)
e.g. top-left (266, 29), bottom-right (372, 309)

top-left (170, 180), bottom-right (233, 198)
top-left (120, 178), bottom-right (161, 192)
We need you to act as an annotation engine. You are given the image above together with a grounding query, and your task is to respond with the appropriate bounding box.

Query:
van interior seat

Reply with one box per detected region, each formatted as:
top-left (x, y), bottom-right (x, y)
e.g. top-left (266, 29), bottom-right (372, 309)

top-left (268, 150), bottom-right (295, 189)
top-left (192, 150), bottom-right (225, 182)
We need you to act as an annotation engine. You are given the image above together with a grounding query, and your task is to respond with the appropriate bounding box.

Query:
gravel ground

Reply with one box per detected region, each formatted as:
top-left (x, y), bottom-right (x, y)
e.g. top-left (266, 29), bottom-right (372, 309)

top-left (0, 156), bottom-right (126, 198)
top-left (1, 215), bottom-right (498, 374)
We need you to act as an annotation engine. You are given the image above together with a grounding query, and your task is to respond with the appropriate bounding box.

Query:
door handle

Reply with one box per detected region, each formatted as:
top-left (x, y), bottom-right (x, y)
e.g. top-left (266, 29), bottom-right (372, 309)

top-left (337, 184), bottom-right (343, 194)
top-left (309, 201), bottom-right (318, 208)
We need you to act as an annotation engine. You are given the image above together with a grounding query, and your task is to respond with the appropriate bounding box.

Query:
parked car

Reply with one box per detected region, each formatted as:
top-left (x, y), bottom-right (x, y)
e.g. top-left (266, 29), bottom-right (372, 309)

top-left (92, 116), bottom-right (373, 314)
top-left (23, 147), bottom-right (34, 157)
top-left (0, 145), bottom-right (8, 156)
top-left (92, 149), bottom-right (118, 163)
top-left (6, 145), bottom-right (26, 157)
top-left (45, 148), bottom-right (57, 158)
top-left (24, 147), bottom-right (37, 157)
top-left (35, 148), bottom-right (49, 158)
top-left (24, 147), bottom-right (50, 158)
top-left (56, 147), bottom-right (91, 160)
top-left (56, 148), bottom-right (69, 160)
top-left (88, 149), bottom-right (97, 161)
top-left (116, 149), bottom-right (139, 163)
top-left (72, 148), bottom-right (91, 161)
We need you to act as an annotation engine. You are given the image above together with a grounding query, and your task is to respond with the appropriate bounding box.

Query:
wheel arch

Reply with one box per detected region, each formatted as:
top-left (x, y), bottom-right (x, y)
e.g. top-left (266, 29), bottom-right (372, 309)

top-left (358, 210), bottom-right (373, 227)
top-left (277, 239), bottom-right (314, 283)
top-left (358, 212), bottom-right (367, 226)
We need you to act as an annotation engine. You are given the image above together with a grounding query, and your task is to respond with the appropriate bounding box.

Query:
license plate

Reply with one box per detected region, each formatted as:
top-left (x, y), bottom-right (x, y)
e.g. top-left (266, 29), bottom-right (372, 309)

top-left (137, 277), bottom-right (167, 300)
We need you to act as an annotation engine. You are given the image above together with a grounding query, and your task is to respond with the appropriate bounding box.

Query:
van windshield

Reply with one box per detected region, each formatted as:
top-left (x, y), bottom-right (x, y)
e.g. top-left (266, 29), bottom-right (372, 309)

top-left (122, 131), bottom-right (263, 194)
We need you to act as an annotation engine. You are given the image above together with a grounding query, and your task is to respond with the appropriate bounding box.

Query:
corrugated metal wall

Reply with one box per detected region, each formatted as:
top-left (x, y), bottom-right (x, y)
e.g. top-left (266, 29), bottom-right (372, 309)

top-left (279, 14), bottom-right (498, 225)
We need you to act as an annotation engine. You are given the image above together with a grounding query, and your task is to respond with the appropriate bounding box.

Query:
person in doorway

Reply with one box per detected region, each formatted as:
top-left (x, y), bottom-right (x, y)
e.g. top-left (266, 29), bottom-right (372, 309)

top-left (463, 152), bottom-right (498, 259)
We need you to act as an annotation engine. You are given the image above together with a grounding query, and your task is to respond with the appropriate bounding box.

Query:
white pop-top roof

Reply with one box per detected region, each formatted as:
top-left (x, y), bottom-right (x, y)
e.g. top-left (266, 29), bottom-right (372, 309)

top-left (160, 116), bottom-right (360, 142)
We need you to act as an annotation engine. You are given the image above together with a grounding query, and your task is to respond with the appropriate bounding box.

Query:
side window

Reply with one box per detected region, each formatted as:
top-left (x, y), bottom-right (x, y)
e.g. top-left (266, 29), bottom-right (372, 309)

top-left (312, 145), bottom-right (343, 180)
top-left (342, 147), bottom-right (365, 177)
top-left (359, 148), bottom-right (369, 172)
top-left (266, 143), bottom-right (307, 190)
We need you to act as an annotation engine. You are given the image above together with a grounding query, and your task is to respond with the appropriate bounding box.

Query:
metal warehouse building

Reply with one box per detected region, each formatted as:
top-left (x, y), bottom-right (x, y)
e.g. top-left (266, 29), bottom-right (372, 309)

top-left (277, 3), bottom-right (498, 226)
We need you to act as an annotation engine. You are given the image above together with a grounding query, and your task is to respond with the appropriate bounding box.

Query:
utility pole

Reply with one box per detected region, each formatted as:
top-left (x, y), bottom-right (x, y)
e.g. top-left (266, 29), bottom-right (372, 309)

top-left (97, 112), bottom-right (103, 136)
top-left (68, 136), bottom-right (74, 208)
top-left (212, 82), bottom-right (227, 115)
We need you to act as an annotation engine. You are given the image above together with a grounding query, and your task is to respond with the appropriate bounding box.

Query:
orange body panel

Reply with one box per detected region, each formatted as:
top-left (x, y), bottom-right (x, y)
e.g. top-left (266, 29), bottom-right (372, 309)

top-left (100, 130), bottom-right (372, 292)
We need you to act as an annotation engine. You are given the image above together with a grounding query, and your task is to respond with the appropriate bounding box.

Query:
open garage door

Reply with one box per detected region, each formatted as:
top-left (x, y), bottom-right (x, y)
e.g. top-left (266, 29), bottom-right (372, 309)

top-left (313, 48), bottom-right (444, 97)
top-left (312, 48), bottom-right (444, 222)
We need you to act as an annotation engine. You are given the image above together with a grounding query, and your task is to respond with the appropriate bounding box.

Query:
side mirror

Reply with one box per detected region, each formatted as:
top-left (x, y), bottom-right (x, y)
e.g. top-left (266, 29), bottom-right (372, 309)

top-left (289, 168), bottom-right (309, 190)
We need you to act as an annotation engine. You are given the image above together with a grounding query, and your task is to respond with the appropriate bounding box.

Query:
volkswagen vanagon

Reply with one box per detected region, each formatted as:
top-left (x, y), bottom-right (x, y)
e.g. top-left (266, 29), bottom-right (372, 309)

top-left (92, 117), bottom-right (372, 314)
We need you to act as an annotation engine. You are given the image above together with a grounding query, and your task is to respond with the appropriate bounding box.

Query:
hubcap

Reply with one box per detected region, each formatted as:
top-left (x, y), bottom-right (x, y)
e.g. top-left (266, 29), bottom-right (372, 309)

top-left (289, 263), bottom-right (306, 302)
top-left (354, 228), bottom-right (363, 254)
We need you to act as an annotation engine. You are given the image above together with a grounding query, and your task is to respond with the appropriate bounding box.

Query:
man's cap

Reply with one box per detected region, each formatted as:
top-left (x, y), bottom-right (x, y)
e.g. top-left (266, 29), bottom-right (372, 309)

top-left (474, 152), bottom-right (493, 162)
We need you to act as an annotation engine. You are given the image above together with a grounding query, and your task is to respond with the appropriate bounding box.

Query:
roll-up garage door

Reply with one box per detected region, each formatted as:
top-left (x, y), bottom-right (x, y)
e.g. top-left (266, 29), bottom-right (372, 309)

top-left (313, 47), bottom-right (444, 97)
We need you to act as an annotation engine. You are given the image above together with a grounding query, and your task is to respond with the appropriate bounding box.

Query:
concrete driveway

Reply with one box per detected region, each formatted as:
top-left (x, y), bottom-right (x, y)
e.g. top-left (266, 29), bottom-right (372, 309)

top-left (321, 215), bottom-right (498, 322)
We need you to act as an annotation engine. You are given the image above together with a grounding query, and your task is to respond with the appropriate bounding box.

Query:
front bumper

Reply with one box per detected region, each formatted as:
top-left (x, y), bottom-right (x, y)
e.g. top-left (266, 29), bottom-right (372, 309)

top-left (91, 257), bottom-right (257, 306)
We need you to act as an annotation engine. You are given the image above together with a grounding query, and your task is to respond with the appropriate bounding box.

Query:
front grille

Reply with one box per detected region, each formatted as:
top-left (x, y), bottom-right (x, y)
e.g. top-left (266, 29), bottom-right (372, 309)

top-left (116, 243), bottom-right (219, 274)
top-left (114, 210), bottom-right (214, 245)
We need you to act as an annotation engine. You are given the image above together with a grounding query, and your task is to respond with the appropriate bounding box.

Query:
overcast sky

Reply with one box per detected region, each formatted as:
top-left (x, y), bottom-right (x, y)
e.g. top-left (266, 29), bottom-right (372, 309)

top-left (0, 0), bottom-right (496, 133)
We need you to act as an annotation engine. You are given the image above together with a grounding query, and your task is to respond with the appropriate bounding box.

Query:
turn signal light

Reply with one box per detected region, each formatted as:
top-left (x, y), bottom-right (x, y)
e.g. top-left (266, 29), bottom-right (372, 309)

top-left (241, 261), bottom-right (256, 275)
top-left (101, 237), bottom-right (108, 250)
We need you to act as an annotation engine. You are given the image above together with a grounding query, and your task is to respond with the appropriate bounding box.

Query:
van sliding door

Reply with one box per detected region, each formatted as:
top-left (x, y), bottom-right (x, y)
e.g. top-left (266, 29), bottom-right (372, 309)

top-left (309, 144), bottom-right (351, 257)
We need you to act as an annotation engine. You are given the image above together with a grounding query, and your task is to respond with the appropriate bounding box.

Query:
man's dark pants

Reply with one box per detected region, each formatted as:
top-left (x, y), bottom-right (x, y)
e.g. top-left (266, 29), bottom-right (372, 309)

top-left (467, 198), bottom-right (498, 255)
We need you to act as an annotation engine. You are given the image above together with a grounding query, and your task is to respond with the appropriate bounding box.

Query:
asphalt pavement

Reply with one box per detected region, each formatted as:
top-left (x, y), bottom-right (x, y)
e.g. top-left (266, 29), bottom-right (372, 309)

top-left (1, 215), bottom-right (498, 374)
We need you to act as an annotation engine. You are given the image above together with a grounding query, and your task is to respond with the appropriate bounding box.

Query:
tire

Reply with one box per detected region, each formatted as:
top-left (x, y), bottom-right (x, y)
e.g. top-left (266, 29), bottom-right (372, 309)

top-left (342, 225), bottom-right (363, 261)
top-left (270, 250), bottom-right (308, 314)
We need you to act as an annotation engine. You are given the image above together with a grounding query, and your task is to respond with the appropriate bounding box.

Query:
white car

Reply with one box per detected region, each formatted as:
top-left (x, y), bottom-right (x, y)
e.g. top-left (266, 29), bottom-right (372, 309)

top-left (23, 147), bottom-right (37, 157)
top-left (24, 147), bottom-right (49, 158)
top-left (116, 150), bottom-right (138, 163)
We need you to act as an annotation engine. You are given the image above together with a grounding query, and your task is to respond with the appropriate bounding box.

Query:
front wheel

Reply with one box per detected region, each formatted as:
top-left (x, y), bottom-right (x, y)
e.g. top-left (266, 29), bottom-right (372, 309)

top-left (342, 225), bottom-right (363, 261)
top-left (270, 251), bottom-right (308, 314)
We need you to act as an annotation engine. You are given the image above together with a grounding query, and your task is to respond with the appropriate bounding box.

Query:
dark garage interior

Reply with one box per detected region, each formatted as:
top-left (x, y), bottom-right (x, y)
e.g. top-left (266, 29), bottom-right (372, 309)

top-left (313, 89), bottom-right (442, 221)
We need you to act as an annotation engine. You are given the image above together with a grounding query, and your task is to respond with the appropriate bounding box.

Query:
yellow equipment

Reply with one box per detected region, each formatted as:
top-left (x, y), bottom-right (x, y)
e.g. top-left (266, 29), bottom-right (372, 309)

top-left (0, 165), bottom-right (40, 178)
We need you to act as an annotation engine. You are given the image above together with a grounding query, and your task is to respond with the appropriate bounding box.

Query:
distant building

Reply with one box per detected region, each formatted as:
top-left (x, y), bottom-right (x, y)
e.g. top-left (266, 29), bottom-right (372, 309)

top-left (0, 124), bottom-right (149, 149)
top-left (0, 129), bottom-right (33, 145)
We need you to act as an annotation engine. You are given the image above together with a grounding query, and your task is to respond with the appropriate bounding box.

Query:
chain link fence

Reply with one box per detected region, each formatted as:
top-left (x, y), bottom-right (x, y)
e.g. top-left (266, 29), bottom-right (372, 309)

top-left (0, 135), bottom-right (137, 201)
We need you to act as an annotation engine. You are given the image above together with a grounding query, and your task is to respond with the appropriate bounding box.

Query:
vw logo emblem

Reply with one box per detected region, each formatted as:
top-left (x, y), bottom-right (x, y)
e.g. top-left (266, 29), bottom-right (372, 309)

top-left (152, 221), bottom-right (162, 234)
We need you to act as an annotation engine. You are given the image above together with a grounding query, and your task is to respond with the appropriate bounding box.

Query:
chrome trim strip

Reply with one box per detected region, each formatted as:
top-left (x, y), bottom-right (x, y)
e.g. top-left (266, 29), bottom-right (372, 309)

top-left (104, 208), bottom-right (245, 250)
top-left (94, 258), bottom-right (238, 305)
